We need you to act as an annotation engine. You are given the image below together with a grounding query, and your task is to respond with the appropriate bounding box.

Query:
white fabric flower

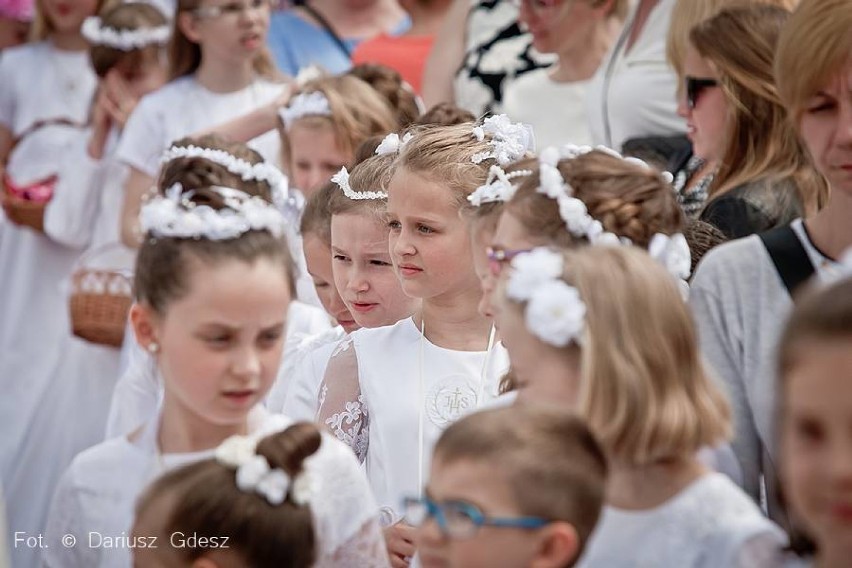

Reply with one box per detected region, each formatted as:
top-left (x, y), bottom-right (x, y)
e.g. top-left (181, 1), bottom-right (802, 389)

top-left (471, 114), bottom-right (536, 165)
top-left (256, 469), bottom-right (291, 506)
top-left (82, 16), bottom-right (170, 50)
top-left (648, 233), bottom-right (692, 281)
top-left (525, 280), bottom-right (586, 347)
top-left (236, 455), bottom-right (271, 491)
top-left (216, 435), bottom-right (258, 468)
top-left (558, 196), bottom-right (594, 237)
top-left (506, 248), bottom-right (564, 301)
top-left (279, 92), bottom-right (332, 129)
top-left (291, 472), bottom-right (316, 506)
top-left (375, 132), bottom-right (412, 156)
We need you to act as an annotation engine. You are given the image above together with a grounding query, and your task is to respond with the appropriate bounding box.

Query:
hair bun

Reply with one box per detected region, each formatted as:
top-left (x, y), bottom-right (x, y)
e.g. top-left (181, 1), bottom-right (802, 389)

top-left (256, 423), bottom-right (322, 476)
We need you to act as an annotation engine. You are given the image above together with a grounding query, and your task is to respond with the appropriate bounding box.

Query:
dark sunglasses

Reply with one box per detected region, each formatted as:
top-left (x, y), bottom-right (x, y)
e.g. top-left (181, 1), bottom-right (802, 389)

top-left (685, 76), bottom-right (719, 110)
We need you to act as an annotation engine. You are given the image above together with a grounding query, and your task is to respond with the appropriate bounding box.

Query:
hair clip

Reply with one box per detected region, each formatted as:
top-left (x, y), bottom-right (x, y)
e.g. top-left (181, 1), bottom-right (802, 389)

top-left (82, 16), bottom-right (170, 50)
top-left (471, 115), bottom-right (536, 165)
top-left (505, 248), bottom-right (586, 348)
top-left (279, 91), bottom-right (332, 129)
top-left (139, 183), bottom-right (287, 240)
top-left (375, 132), bottom-right (413, 156)
top-left (331, 167), bottom-right (388, 201)
top-left (468, 165), bottom-right (533, 206)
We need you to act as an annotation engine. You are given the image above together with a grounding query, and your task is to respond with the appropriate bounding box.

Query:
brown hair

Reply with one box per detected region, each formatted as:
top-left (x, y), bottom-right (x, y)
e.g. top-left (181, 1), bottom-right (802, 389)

top-left (435, 404), bottom-right (607, 563)
top-left (280, 75), bottom-right (399, 173)
top-left (353, 135), bottom-right (386, 165)
top-left (299, 180), bottom-right (336, 245)
top-left (134, 134), bottom-right (296, 314)
top-left (775, 0), bottom-right (852, 125)
top-left (347, 63), bottom-right (421, 129)
top-left (505, 151), bottom-right (685, 249)
top-left (394, 122), bottom-right (527, 210)
top-left (691, 5), bottom-right (827, 213)
top-left (169, 0), bottom-right (277, 80)
top-left (135, 423), bottom-right (321, 567)
top-left (89, 2), bottom-right (168, 78)
top-left (415, 102), bottom-right (476, 127)
top-left (327, 153), bottom-right (395, 219)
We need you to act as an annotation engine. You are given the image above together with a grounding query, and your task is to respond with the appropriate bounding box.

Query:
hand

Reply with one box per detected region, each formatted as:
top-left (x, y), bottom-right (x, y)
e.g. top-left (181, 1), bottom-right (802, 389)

top-left (103, 69), bottom-right (139, 130)
top-left (383, 523), bottom-right (417, 568)
top-left (88, 86), bottom-right (113, 160)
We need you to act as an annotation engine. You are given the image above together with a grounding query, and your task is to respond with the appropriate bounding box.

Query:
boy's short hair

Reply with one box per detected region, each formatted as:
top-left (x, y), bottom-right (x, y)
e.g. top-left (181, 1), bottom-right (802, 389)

top-left (435, 404), bottom-right (607, 563)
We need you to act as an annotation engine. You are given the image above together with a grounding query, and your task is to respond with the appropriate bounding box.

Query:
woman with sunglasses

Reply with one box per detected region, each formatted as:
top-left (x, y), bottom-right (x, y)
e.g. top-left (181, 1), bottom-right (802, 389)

top-left (680, 4), bottom-right (827, 240)
top-left (500, 0), bottom-right (627, 149)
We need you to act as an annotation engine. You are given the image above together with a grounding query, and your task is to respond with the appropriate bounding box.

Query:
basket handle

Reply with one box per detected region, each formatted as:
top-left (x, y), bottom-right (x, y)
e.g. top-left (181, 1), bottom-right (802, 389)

top-left (71, 242), bottom-right (136, 277)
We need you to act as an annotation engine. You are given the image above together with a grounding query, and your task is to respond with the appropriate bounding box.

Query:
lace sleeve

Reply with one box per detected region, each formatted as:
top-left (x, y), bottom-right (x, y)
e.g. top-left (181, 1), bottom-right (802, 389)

top-left (315, 518), bottom-right (390, 568)
top-left (315, 338), bottom-right (369, 463)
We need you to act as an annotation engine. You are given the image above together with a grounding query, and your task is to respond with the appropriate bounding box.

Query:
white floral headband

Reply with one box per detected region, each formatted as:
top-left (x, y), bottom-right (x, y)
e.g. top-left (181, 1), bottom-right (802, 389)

top-left (215, 435), bottom-right (313, 507)
top-left (330, 167), bottom-right (388, 201)
top-left (468, 164), bottom-right (533, 206)
top-left (375, 132), bottom-right (412, 156)
top-left (471, 114), bottom-right (536, 165)
top-left (82, 16), bottom-right (170, 50)
top-left (279, 91), bottom-right (332, 129)
top-left (506, 248), bottom-right (586, 348)
top-left (140, 184), bottom-right (287, 240)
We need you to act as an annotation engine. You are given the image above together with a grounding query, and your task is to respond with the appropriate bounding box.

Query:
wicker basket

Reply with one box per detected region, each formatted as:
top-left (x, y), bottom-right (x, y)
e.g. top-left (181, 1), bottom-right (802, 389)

top-left (1, 174), bottom-right (51, 233)
top-left (68, 245), bottom-right (134, 348)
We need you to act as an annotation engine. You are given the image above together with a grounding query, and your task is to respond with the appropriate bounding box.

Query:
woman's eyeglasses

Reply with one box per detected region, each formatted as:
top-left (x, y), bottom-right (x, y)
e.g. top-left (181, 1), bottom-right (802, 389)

top-left (486, 246), bottom-right (532, 277)
top-left (193, 0), bottom-right (268, 19)
top-left (685, 76), bottom-right (719, 110)
top-left (402, 496), bottom-right (549, 539)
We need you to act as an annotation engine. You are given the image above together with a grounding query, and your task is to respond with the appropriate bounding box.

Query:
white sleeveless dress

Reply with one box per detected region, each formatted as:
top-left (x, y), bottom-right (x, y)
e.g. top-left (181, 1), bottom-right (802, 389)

top-left (318, 317), bottom-right (509, 518)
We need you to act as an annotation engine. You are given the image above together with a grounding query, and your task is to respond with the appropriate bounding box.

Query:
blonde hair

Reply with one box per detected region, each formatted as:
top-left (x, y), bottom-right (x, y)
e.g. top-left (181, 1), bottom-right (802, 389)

top-left (169, 0), bottom-right (276, 80)
top-left (666, 0), bottom-right (798, 79)
top-left (511, 246), bottom-right (731, 465)
top-left (280, 75), bottom-right (398, 173)
top-left (691, 5), bottom-right (827, 213)
top-left (394, 122), bottom-right (519, 209)
top-left (505, 151), bottom-right (684, 249)
top-left (776, 0), bottom-right (852, 125)
top-left (31, 0), bottom-right (116, 41)
top-left (435, 404), bottom-right (607, 561)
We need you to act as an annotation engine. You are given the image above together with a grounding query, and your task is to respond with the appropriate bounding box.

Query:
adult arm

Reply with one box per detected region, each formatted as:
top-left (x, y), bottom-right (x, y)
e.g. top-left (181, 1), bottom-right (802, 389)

top-left (120, 167), bottom-right (154, 248)
top-left (421, 0), bottom-right (469, 108)
top-left (191, 85), bottom-right (292, 143)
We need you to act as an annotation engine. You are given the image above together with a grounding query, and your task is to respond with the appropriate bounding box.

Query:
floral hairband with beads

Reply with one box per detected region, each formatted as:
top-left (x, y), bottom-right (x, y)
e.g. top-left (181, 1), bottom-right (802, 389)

top-left (471, 114), bottom-right (536, 166)
top-left (330, 167), bottom-right (388, 201)
top-left (82, 16), bottom-right (170, 51)
top-left (279, 92), bottom-right (332, 130)
top-left (216, 434), bottom-right (314, 507)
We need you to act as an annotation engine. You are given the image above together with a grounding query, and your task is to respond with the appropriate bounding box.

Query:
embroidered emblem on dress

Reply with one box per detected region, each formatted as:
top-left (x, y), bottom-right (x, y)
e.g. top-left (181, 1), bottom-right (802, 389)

top-left (426, 376), bottom-right (479, 427)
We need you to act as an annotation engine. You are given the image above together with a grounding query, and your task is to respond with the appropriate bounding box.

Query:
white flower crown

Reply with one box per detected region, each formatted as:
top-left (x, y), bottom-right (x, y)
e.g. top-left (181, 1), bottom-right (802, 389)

top-left (139, 184), bottom-right (287, 240)
top-left (506, 248), bottom-right (586, 348)
top-left (471, 115), bottom-right (536, 165)
top-left (375, 132), bottom-right (413, 156)
top-left (216, 435), bottom-right (314, 507)
top-left (468, 164), bottom-right (533, 206)
top-left (160, 144), bottom-right (290, 212)
top-left (279, 91), bottom-right (332, 129)
top-left (330, 167), bottom-right (388, 201)
top-left (82, 16), bottom-right (170, 51)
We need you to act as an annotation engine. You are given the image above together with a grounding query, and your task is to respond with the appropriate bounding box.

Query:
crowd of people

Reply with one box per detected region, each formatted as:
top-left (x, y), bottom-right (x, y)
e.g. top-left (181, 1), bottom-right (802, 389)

top-left (0, 0), bottom-right (851, 566)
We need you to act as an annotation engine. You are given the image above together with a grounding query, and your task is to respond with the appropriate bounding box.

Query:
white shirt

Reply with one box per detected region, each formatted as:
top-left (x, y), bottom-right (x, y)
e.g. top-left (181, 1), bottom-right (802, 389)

top-left (503, 68), bottom-right (593, 148)
top-left (578, 473), bottom-right (786, 568)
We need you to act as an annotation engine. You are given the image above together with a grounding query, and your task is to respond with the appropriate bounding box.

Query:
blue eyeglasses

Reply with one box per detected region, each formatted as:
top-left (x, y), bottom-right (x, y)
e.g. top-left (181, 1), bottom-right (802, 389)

top-left (402, 496), bottom-right (549, 539)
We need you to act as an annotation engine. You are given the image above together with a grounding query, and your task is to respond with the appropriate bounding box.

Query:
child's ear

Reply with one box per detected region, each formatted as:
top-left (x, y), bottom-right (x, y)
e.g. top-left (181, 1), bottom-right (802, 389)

top-left (129, 302), bottom-right (161, 352)
top-left (530, 522), bottom-right (580, 568)
top-left (177, 11), bottom-right (202, 44)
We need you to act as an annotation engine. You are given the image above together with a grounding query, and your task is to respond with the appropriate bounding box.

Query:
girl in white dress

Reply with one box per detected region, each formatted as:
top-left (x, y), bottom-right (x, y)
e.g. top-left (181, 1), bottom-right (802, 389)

top-left (777, 275), bottom-right (852, 568)
top-left (278, 74), bottom-right (398, 200)
top-left (316, 117), bottom-right (533, 564)
top-left (116, 0), bottom-right (286, 249)
top-left (44, 143), bottom-right (388, 567)
top-left (0, 0), bottom-right (110, 564)
top-left (272, 147), bottom-right (421, 419)
top-left (133, 422), bottom-right (376, 567)
top-left (493, 245), bottom-right (784, 567)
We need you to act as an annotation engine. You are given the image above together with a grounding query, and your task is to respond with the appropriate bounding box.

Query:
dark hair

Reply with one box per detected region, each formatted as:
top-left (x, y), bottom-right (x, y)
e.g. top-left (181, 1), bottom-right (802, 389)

top-left (415, 102), bottom-right (476, 127)
top-left (299, 180), bottom-right (336, 245)
top-left (347, 63), bottom-right (421, 128)
top-left (134, 134), bottom-right (296, 313)
top-left (353, 134), bottom-right (386, 166)
top-left (435, 404), bottom-right (607, 565)
top-left (135, 423), bottom-right (322, 567)
top-left (89, 2), bottom-right (168, 78)
top-left (683, 219), bottom-right (728, 277)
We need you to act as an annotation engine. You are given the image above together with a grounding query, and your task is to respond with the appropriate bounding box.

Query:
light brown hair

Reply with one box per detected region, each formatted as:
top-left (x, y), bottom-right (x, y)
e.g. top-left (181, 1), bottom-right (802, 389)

top-left (415, 102), bottom-right (476, 127)
top-left (505, 151), bottom-right (684, 249)
top-left (775, 0), bottom-right (852, 125)
top-left (134, 134), bottom-right (296, 313)
top-left (280, 75), bottom-right (399, 174)
top-left (135, 423), bottom-right (321, 567)
top-left (435, 404), bottom-right (607, 563)
top-left (299, 180), bottom-right (336, 245)
top-left (169, 0), bottom-right (276, 80)
top-left (88, 2), bottom-right (168, 78)
top-left (347, 63), bottom-right (421, 129)
top-left (691, 5), bottom-right (827, 213)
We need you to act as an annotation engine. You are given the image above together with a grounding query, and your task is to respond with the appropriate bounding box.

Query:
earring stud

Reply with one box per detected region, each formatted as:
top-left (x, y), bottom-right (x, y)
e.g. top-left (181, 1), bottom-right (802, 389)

top-left (147, 342), bottom-right (160, 354)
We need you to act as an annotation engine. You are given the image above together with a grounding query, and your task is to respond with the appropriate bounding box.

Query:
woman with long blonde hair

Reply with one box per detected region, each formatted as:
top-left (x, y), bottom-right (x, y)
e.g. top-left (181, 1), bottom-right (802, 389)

top-left (681, 3), bottom-right (826, 239)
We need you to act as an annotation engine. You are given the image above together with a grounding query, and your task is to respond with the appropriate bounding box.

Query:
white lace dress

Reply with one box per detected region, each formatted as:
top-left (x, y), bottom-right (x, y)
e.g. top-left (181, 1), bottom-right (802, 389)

top-left (44, 406), bottom-right (389, 567)
top-left (316, 317), bottom-right (509, 519)
top-left (577, 473), bottom-right (786, 568)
